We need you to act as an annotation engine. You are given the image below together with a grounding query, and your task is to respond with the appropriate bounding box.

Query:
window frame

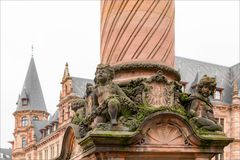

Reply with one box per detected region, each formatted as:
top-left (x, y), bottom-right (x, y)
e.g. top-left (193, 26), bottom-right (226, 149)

top-left (22, 137), bottom-right (27, 148)
top-left (21, 116), bottom-right (28, 127)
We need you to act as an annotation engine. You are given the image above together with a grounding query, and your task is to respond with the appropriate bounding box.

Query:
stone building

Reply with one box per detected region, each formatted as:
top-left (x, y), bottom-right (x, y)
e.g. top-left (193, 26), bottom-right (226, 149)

top-left (11, 56), bottom-right (239, 160)
top-left (11, 57), bottom-right (92, 160)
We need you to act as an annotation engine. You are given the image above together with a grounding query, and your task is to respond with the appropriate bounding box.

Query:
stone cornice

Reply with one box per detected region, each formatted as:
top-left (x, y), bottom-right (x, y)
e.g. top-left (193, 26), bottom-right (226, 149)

top-left (13, 110), bottom-right (49, 116)
top-left (112, 62), bottom-right (181, 81)
top-left (24, 143), bottom-right (37, 152)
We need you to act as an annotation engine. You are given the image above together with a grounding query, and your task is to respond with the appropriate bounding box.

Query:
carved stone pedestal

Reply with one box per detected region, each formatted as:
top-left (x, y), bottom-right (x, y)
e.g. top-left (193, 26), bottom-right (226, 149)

top-left (58, 112), bottom-right (232, 160)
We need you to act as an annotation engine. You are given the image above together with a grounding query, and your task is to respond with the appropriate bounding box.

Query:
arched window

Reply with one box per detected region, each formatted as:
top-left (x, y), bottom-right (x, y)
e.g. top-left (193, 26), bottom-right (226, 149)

top-left (22, 137), bottom-right (27, 148)
top-left (21, 116), bottom-right (28, 127)
top-left (32, 115), bottom-right (39, 121)
top-left (214, 90), bottom-right (221, 100)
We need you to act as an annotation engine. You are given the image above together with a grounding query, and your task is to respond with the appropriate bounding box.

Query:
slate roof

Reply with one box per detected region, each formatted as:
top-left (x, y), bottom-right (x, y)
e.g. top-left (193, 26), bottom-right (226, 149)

top-left (72, 77), bottom-right (94, 97)
top-left (175, 56), bottom-right (240, 104)
top-left (32, 120), bottom-right (48, 142)
top-left (16, 57), bottom-right (47, 112)
top-left (0, 148), bottom-right (12, 160)
top-left (32, 110), bottom-right (59, 142)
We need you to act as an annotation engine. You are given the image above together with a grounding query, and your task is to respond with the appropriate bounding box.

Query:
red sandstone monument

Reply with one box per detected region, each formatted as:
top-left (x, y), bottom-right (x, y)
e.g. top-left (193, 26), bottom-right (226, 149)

top-left (57, 0), bottom-right (233, 159)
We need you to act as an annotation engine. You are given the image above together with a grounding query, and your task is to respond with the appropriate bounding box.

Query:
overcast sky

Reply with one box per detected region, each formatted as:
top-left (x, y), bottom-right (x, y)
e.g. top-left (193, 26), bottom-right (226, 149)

top-left (1, 1), bottom-right (239, 148)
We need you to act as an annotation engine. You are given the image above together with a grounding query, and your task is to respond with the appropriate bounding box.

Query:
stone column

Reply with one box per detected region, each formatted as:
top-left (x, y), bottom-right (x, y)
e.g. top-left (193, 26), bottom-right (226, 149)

top-left (100, 0), bottom-right (176, 82)
top-left (101, 0), bottom-right (175, 66)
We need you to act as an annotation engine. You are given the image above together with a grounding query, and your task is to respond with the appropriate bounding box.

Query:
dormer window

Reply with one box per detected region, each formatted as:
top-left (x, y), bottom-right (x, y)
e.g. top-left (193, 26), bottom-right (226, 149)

top-left (47, 127), bottom-right (51, 135)
top-left (22, 98), bottom-right (28, 106)
top-left (214, 91), bottom-right (221, 100)
top-left (41, 129), bottom-right (46, 138)
top-left (214, 88), bottom-right (223, 101)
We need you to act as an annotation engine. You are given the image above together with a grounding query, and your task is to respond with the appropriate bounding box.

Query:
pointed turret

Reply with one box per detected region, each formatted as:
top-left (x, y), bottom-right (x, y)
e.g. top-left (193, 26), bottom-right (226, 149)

top-left (12, 57), bottom-right (49, 159)
top-left (60, 62), bottom-right (72, 99)
top-left (190, 72), bottom-right (199, 93)
top-left (15, 57), bottom-right (47, 112)
top-left (62, 62), bottom-right (70, 83)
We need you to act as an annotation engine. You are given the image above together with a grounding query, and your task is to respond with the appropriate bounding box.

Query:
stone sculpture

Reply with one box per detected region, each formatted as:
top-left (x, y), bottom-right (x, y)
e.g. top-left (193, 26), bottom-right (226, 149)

top-left (71, 98), bottom-right (86, 125)
top-left (73, 64), bottom-right (137, 137)
top-left (188, 75), bottom-right (222, 131)
top-left (93, 64), bottom-right (137, 125)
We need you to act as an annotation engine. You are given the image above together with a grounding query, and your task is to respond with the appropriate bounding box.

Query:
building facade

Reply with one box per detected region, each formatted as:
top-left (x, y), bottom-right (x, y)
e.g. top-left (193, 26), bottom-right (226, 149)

top-left (11, 58), bottom-right (92, 160)
top-left (11, 57), bottom-right (239, 160)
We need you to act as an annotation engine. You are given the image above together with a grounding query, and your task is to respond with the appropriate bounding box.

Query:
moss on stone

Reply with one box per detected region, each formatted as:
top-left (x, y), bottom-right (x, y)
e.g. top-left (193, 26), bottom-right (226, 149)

top-left (112, 62), bottom-right (181, 81)
top-left (123, 103), bottom-right (187, 131)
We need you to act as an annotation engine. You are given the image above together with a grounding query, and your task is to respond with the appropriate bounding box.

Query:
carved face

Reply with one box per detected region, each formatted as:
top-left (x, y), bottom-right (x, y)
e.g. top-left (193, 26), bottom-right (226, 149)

top-left (200, 85), bottom-right (211, 98)
top-left (96, 68), bottom-right (109, 84)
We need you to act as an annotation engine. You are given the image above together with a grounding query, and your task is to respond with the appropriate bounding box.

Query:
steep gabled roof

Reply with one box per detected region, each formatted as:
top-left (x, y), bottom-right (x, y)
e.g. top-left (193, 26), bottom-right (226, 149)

top-left (72, 77), bottom-right (94, 97)
top-left (16, 57), bottom-right (47, 112)
top-left (32, 110), bottom-right (59, 142)
top-left (175, 56), bottom-right (239, 104)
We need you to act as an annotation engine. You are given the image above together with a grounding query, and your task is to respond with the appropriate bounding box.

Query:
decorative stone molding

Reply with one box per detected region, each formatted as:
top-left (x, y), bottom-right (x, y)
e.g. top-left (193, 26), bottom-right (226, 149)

top-left (143, 123), bottom-right (187, 145)
top-left (112, 62), bottom-right (180, 82)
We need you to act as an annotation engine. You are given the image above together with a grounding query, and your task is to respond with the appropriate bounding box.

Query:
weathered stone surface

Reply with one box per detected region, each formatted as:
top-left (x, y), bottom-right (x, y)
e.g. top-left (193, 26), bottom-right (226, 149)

top-left (71, 112), bottom-right (233, 160)
top-left (187, 75), bottom-right (223, 132)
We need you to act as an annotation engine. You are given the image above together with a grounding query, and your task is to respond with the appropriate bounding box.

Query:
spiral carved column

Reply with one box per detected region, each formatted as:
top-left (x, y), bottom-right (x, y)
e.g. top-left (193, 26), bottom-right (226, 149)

top-left (100, 0), bottom-right (177, 82)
